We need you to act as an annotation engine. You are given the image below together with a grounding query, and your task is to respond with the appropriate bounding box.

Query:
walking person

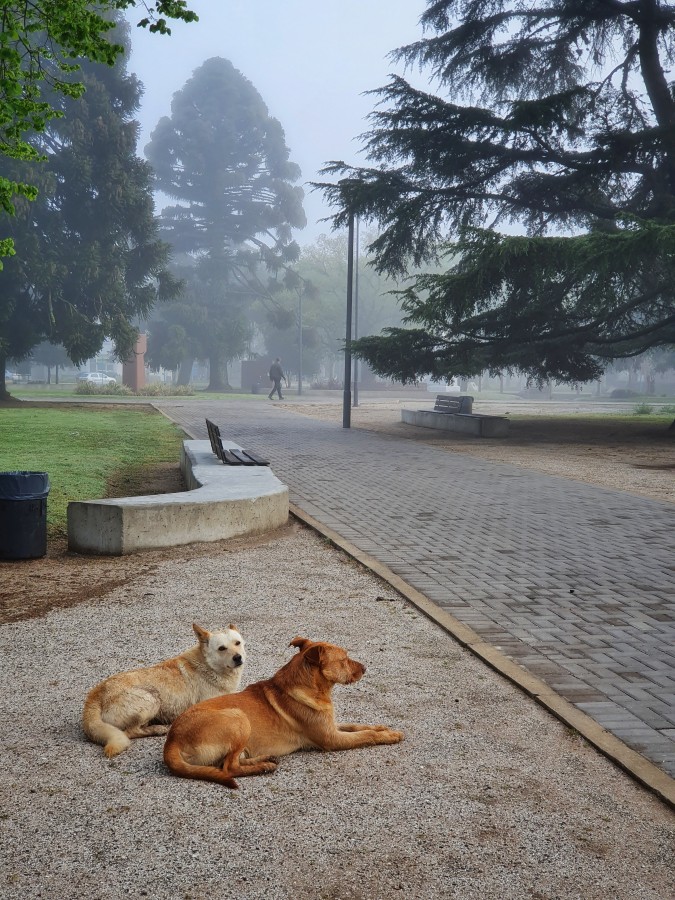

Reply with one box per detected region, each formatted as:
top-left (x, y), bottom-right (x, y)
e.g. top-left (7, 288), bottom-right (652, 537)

top-left (267, 357), bottom-right (288, 400)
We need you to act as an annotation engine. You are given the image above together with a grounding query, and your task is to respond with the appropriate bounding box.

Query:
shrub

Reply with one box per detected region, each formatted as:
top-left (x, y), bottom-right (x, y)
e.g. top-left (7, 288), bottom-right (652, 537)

top-left (632, 402), bottom-right (653, 415)
top-left (75, 381), bottom-right (194, 397)
top-left (610, 388), bottom-right (640, 399)
top-left (75, 382), bottom-right (133, 396)
top-left (135, 383), bottom-right (195, 397)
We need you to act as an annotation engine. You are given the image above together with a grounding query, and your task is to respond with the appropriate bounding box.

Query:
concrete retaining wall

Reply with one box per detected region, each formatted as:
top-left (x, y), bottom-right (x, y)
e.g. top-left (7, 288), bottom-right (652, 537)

top-left (401, 408), bottom-right (509, 437)
top-left (67, 441), bottom-right (288, 555)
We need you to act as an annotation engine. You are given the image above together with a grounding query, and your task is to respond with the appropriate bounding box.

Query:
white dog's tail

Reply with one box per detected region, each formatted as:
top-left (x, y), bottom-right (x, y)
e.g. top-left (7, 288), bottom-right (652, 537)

top-left (82, 689), bottom-right (131, 758)
top-left (163, 739), bottom-right (239, 789)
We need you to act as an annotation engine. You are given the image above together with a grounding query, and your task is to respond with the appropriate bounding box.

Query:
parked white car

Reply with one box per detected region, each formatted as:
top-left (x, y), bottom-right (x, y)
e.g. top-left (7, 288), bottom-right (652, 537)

top-left (78, 372), bottom-right (117, 385)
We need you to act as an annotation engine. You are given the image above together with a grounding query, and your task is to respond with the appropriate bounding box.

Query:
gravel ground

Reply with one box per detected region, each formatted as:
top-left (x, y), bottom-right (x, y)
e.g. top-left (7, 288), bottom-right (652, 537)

top-left (1, 522), bottom-right (673, 900)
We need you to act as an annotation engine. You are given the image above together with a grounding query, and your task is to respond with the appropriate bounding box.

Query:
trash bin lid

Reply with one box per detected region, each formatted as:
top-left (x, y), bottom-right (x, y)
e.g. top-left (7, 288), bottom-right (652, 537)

top-left (0, 471), bottom-right (50, 500)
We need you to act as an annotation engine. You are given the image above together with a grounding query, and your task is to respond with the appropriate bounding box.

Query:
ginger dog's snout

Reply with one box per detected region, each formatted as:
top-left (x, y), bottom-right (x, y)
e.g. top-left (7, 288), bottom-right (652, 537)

top-left (352, 661), bottom-right (366, 680)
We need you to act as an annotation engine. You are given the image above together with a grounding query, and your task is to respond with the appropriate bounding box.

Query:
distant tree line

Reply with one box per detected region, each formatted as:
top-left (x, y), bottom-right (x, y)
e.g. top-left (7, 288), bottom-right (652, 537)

top-left (0, 33), bottom-right (310, 398)
top-left (5, 0), bottom-right (675, 402)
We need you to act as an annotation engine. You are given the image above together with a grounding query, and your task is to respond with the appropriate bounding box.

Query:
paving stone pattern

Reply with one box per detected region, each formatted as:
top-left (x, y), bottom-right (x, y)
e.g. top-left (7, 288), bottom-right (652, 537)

top-left (162, 400), bottom-right (675, 777)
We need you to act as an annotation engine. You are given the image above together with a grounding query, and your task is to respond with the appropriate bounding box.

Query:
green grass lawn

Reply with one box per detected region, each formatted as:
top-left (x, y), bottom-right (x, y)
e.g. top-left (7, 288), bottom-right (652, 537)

top-left (6, 383), bottom-right (265, 402)
top-left (4, 383), bottom-right (80, 400)
top-left (508, 412), bottom-right (675, 425)
top-left (0, 406), bottom-right (185, 539)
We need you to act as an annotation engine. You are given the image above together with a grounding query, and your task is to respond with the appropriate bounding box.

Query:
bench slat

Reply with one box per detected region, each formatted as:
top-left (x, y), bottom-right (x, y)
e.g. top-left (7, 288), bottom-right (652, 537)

top-left (205, 419), bottom-right (270, 466)
top-left (221, 448), bottom-right (243, 466)
top-left (229, 448), bottom-right (256, 466)
top-left (238, 449), bottom-right (270, 466)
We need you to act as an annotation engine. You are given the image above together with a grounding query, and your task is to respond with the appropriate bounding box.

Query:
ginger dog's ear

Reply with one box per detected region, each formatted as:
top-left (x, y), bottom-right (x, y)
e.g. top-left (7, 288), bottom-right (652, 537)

top-left (289, 636), bottom-right (311, 651)
top-left (303, 645), bottom-right (323, 667)
top-left (193, 623), bottom-right (210, 643)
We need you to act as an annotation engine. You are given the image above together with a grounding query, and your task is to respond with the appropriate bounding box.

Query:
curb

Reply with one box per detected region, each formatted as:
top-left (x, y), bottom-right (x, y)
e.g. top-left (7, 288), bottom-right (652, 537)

top-left (289, 502), bottom-right (675, 812)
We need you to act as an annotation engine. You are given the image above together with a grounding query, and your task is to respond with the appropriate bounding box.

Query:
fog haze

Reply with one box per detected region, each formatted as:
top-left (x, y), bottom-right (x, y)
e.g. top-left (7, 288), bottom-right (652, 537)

top-left (126, 0), bottom-right (427, 244)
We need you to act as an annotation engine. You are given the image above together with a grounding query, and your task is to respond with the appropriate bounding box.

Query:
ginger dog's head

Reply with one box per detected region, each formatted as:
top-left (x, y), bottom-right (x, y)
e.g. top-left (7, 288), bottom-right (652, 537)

top-left (289, 637), bottom-right (365, 685)
top-left (193, 623), bottom-right (246, 672)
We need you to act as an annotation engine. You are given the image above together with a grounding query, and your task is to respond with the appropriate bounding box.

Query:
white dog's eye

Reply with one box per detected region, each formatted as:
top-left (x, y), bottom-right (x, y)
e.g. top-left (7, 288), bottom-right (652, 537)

top-left (235, 641), bottom-right (241, 646)
top-left (218, 646), bottom-right (226, 651)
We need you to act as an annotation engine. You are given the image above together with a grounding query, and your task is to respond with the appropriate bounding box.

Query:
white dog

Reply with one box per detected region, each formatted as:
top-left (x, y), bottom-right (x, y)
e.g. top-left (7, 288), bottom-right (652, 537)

top-left (83, 623), bottom-right (246, 757)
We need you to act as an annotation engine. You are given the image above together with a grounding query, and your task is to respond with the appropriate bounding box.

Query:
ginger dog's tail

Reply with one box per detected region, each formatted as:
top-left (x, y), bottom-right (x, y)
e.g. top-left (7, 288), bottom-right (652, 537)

top-left (82, 689), bottom-right (130, 758)
top-left (163, 739), bottom-right (239, 788)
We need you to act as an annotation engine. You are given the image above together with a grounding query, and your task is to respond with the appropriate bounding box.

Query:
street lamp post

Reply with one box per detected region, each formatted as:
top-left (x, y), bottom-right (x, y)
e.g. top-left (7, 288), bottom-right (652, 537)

top-left (297, 285), bottom-right (303, 396)
top-left (353, 216), bottom-right (359, 408)
top-left (343, 211), bottom-right (355, 428)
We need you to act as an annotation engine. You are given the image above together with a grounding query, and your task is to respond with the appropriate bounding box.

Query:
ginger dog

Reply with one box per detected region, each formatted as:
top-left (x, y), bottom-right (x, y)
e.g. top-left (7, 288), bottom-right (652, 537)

top-left (163, 636), bottom-right (403, 788)
top-left (83, 623), bottom-right (246, 758)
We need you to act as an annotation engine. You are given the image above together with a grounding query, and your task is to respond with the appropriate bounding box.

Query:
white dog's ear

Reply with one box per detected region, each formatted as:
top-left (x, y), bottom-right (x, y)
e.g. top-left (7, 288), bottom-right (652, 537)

top-left (228, 623), bottom-right (238, 632)
top-left (193, 623), bottom-right (210, 643)
top-left (289, 636), bottom-right (311, 651)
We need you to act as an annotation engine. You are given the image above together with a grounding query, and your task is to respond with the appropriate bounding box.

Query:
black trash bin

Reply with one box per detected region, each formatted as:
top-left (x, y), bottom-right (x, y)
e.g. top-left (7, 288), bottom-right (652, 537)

top-left (0, 471), bottom-right (50, 560)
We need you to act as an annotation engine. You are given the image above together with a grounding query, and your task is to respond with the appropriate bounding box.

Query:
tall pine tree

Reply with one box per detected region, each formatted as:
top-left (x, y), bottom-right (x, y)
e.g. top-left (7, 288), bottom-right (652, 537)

top-left (0, 16), bottom-right (179, 399)
top-left (321, 1), bottom-right (675, 385)
top-left (145, 57), bottom-right (306, 390)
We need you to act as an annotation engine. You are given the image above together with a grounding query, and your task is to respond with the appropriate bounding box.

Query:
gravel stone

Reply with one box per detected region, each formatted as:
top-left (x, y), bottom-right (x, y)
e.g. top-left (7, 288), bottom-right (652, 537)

top-left (0, 524), bottom-right (673, 899)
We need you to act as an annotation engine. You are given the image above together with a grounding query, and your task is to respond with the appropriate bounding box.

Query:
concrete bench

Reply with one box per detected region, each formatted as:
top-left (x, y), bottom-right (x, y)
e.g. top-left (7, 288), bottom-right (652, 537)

top-left (402, 394), bottom-right (509, 438)
top-left (67, 440), bottom-right (288, 555)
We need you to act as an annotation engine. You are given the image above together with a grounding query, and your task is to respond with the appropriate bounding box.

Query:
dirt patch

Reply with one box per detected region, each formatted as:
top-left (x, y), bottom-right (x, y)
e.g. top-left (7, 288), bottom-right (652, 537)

top-left (2, 400), bottom-right (672, 626)
top-left (0, 512), bottom-right (299, 626)
top-left (0, 458), bottom-right (288, 626)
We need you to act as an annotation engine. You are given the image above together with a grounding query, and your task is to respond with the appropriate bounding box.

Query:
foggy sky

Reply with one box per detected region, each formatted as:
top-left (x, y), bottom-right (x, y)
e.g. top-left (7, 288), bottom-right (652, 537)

top-left (125, 0), bottom-right (429, 245)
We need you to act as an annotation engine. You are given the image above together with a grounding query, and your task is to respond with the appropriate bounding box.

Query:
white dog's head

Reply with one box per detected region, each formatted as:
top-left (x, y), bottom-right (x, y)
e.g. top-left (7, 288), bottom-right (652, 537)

top-left (193, 623), bottom-right (246, 673)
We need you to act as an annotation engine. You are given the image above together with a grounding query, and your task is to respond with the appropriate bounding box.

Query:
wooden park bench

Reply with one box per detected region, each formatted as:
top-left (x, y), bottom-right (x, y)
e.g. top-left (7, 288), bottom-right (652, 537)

top-left (205, 419), bottom-right (269, 467)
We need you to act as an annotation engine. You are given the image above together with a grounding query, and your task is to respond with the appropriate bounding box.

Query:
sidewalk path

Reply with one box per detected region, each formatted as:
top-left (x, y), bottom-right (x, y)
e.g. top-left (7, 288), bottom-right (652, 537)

top-left (159, 398), bottom-right (675, 782)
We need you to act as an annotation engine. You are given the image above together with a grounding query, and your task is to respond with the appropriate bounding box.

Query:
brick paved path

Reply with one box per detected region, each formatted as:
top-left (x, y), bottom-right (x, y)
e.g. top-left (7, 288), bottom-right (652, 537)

top-left (160, 399), bottom-right (675, 778)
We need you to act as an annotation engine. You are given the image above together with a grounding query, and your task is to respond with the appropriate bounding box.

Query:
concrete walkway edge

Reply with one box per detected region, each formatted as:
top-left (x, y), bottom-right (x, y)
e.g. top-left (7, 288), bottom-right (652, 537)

top-left (288, 501), bottom-right (675, 811)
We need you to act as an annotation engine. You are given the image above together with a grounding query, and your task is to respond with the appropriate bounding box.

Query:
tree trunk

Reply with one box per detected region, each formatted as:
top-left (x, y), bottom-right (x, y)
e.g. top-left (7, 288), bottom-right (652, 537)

top-left (0, 358), bottom-right (8, 401)
top-left (55, 365), bottom-right (60, 385)
top-left (206, 353), bottom-right (230, 392)
top-left (177, 357), bottom-right (193, 386)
